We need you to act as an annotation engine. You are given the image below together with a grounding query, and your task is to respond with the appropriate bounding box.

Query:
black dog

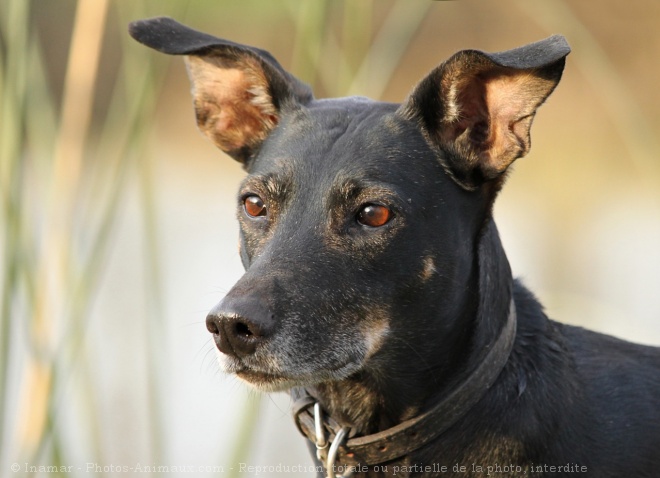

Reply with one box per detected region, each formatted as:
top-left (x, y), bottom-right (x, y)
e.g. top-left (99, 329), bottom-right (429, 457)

top-left (130, 18), bottom-right (660, 477)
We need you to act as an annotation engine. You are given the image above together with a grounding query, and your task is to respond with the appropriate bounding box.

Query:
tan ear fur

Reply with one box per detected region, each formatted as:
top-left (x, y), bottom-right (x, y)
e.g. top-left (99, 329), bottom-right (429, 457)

top-left (439, 61), bottom-right (559, 179)
top-left (398, 36), bottom-right (569, 190)
top-left (185, 55), bottom-right (278, 158)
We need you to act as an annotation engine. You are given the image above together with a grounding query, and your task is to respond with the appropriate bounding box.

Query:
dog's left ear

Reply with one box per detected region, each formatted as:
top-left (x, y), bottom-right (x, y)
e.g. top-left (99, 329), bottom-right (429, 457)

top-left (399, 35), bottom-right (570, 190)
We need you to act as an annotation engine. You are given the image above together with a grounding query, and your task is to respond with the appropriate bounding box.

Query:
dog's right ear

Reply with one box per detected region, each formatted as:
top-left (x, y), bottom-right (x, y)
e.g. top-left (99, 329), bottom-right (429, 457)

top-left (129, 17), bottom-right (313, 167)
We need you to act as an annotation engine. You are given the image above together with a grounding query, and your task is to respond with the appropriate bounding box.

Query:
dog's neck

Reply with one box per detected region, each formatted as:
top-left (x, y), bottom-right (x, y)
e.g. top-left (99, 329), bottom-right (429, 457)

top-left (306, 218), bottom-right (513, 435)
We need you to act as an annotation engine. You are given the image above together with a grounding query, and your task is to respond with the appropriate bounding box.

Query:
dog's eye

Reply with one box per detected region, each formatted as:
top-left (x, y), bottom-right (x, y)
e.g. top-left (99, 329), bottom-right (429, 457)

top-left (357, 204), bottom-right (392, 228)
top-left (244, 195), bottom-right (267, 217)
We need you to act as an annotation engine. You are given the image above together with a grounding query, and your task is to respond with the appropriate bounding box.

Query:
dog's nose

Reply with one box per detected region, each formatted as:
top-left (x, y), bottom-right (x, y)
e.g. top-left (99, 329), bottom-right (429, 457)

top-left (206, 297), bottom-right (274, 358)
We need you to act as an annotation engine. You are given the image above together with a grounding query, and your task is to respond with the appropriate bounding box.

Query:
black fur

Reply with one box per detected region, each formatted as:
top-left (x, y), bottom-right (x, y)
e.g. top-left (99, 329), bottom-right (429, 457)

top-left (129, 18), bottom-right (660, 477)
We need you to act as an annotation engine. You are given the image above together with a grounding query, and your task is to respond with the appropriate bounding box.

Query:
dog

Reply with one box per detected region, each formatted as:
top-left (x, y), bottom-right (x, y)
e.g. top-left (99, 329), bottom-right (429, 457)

top-left (129, 17), bottom-right (660, 477)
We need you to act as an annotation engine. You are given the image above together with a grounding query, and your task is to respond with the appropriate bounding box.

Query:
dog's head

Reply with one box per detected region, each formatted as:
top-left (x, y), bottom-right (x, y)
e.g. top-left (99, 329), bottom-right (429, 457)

top-left (130, 18), bottom-right (569, 392)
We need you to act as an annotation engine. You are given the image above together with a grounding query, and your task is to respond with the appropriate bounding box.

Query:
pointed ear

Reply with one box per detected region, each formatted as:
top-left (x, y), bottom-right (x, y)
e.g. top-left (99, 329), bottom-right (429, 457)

top-left (129, 17), bottom-right (313, 166)
top-left (399, 35), bottom-right (570, 190)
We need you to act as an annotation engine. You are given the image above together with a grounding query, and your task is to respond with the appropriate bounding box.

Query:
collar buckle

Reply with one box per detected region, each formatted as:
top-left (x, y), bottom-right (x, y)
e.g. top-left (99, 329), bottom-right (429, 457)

top-left (314, 402), bottom-right (353, 478)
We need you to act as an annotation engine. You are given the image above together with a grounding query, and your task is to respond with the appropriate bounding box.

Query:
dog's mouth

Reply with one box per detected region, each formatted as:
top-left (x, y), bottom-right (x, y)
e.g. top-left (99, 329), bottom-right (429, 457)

top-left (234, 369), bottom-right (298, 391)
top-left (223, 354), bottom-right (364, 392)
top-left (212, 324), bottom-right (382, 391)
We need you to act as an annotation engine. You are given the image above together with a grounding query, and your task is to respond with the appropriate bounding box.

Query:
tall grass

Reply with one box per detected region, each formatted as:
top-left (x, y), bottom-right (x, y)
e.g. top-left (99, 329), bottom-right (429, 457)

top-left (1, 0), bottom-right (32, 463)
top-left (0, 0), bottom-right (186, 473)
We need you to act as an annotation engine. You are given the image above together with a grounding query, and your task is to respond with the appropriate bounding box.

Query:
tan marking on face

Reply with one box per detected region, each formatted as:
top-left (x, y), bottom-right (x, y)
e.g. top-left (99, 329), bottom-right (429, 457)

top-left (421, 256), bottom-right (437, 282)
top-left (363, 319), bottom-right (390, 359)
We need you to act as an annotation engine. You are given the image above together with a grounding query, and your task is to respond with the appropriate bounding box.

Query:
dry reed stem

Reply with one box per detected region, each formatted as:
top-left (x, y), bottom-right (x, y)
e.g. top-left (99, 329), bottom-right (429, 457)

top-left (17, 0), bottom-right (109, 451)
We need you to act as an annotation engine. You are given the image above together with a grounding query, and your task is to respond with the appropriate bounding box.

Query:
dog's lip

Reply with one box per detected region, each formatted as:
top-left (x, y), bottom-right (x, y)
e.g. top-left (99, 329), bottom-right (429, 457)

top-left (233, 360), bottom-right (362, 387)
top-left (218, 344), bottom-right (365, 388)
top-left (234, 369), bottom-right (301, 392)
top-left (236, 369), bottom-right (286, 382)
top-left (227, 360), bottom-right (288, 382)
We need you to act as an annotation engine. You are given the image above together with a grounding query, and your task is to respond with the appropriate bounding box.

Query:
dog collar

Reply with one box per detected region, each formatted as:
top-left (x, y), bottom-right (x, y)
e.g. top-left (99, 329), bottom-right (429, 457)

top-left (292, 299), bottom-right (517, 477)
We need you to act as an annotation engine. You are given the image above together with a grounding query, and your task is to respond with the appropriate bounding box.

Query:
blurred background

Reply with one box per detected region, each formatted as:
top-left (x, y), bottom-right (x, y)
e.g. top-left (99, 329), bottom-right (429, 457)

top-left (1, 0), bottom-right (658, 476)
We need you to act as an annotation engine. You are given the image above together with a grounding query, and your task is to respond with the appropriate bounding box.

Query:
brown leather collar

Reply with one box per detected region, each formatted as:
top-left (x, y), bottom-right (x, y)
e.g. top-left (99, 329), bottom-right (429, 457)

top-left (292, 299), bottom-right (517, 472)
